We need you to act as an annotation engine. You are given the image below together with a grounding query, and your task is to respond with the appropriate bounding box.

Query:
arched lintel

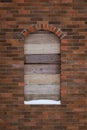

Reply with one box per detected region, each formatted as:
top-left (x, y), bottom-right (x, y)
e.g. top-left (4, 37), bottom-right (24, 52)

top-left (19, 21), bottom-right (66, 42)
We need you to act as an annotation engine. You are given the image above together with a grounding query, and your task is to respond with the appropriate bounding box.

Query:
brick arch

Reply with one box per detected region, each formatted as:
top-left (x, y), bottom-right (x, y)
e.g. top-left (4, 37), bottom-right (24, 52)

top-left (19, 21), bottom-right (66, 41)
top-left (19, 21), bottom-right (67, 102)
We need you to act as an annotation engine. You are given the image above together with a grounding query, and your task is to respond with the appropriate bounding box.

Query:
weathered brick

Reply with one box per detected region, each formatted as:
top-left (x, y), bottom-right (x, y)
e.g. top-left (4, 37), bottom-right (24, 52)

top-left (0, 0), bottom-right (86, 130)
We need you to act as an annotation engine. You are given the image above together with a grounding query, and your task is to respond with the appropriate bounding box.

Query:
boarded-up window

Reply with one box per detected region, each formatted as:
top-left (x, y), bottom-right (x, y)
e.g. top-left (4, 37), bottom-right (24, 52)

top-left (24, 31), bottom-right (61, 104)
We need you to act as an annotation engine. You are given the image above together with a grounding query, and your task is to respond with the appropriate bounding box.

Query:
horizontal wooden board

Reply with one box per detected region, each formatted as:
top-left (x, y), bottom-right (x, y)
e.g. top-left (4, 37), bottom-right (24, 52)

top-left (24, 64), bottom-right (60, 74)
top-left (24, 43), bottom-right (60, 54)
top-left (24, 54), bottom-right (60, 64)
top-left (25, 31), bottom-right (60, 44)
top-left (24, 94), bottom-right (60, 101)
top-left (24, 85), bottom-right (60, 94)
top-left (24, 74), bottom-right (60, 85)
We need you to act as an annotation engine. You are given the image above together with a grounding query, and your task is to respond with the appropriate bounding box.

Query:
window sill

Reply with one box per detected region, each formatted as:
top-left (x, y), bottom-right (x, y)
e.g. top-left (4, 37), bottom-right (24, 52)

top-left (24, 99), bottom-right (61, 105)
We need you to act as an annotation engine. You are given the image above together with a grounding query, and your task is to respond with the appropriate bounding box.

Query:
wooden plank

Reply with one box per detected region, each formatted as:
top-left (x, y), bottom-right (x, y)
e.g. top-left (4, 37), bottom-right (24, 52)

top-left (24, 74), bottom-right (60, 85)
top-left (24, 94), bottom-right (60, 101)
top-left (24, 43), bottom-right (60, 54)
top-left (24, 54), bottom-right (60, 64)
top-left (25, 32), bottom-right (60, 45)
top-left (24, 64), bottom-right (60, 74)
top-left (24, 85), bottom-right (60, 94)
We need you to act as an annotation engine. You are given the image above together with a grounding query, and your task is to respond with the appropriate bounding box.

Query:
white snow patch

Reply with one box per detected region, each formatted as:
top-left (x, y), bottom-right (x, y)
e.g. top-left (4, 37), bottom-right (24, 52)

top-left (24, 99), bottom-right (61, 105)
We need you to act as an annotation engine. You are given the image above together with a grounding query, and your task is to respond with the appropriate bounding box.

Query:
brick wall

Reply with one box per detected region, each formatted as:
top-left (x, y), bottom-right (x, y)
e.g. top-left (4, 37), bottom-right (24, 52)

top-left (0, 0), bottom-right (87, 130)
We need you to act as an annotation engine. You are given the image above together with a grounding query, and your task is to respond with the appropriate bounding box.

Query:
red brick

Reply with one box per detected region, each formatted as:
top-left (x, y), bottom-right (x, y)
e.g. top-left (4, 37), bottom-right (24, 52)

top-left (22, 30), bottom-right (29, 36)
top-left (28, 26), bottom-right (35, 33)
top-left (55, 29), bottom-right (62, 37)
top-left (43, 23), bottom-right (49, 30)
top-left (49, 25), bottom-right (56, 32)
top-left (0, 0), bottom-right (86, 130)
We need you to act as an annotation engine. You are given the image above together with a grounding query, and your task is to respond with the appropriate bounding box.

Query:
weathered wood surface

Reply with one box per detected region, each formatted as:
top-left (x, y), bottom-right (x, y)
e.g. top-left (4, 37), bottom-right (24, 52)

top-left (24, 54), bottom-right (60, 64)
top-left (24, 64), bottom-right (60, 74)
top-left (25, 31), bottom-right (60, 44)
top-left (24, 85), bottom-right (60, 94)
top-left (24, 74), bottom-right (60, 85)
top-left (24, 94), bottom-right (60, 101)
top-left (24, 31), bottom-right (60, 101)
top-left (24, 43), bottom-right (60, 54)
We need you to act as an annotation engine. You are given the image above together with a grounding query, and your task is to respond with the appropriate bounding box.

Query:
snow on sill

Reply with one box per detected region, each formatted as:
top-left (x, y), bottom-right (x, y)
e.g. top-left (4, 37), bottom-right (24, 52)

top-left (24, 99), bottom-right (61, 105)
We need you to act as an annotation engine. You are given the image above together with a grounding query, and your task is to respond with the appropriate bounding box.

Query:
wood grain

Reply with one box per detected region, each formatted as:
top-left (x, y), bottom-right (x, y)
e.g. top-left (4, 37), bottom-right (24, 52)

top-left (24, 74), bottom-right (60, 85)
top-left (24, 32), bottom-right (60, 101)
top-left (24, 43), bottom-right (60, 54)
top-left (24, 94), bottom-right (60, 101)
top-left (24, 64), bottom-right (60, 74)
top-left (24, 54), bottom-right (60, 64)
top-left (24, 85), bottom-right (60, 94)
top-left (25, 31), bottom-right (60, 44)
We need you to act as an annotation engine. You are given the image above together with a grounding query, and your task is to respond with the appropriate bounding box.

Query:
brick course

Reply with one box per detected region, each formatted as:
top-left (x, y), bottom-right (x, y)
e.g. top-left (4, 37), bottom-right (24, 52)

top-left (0, 0), bottom-right (87, 130)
